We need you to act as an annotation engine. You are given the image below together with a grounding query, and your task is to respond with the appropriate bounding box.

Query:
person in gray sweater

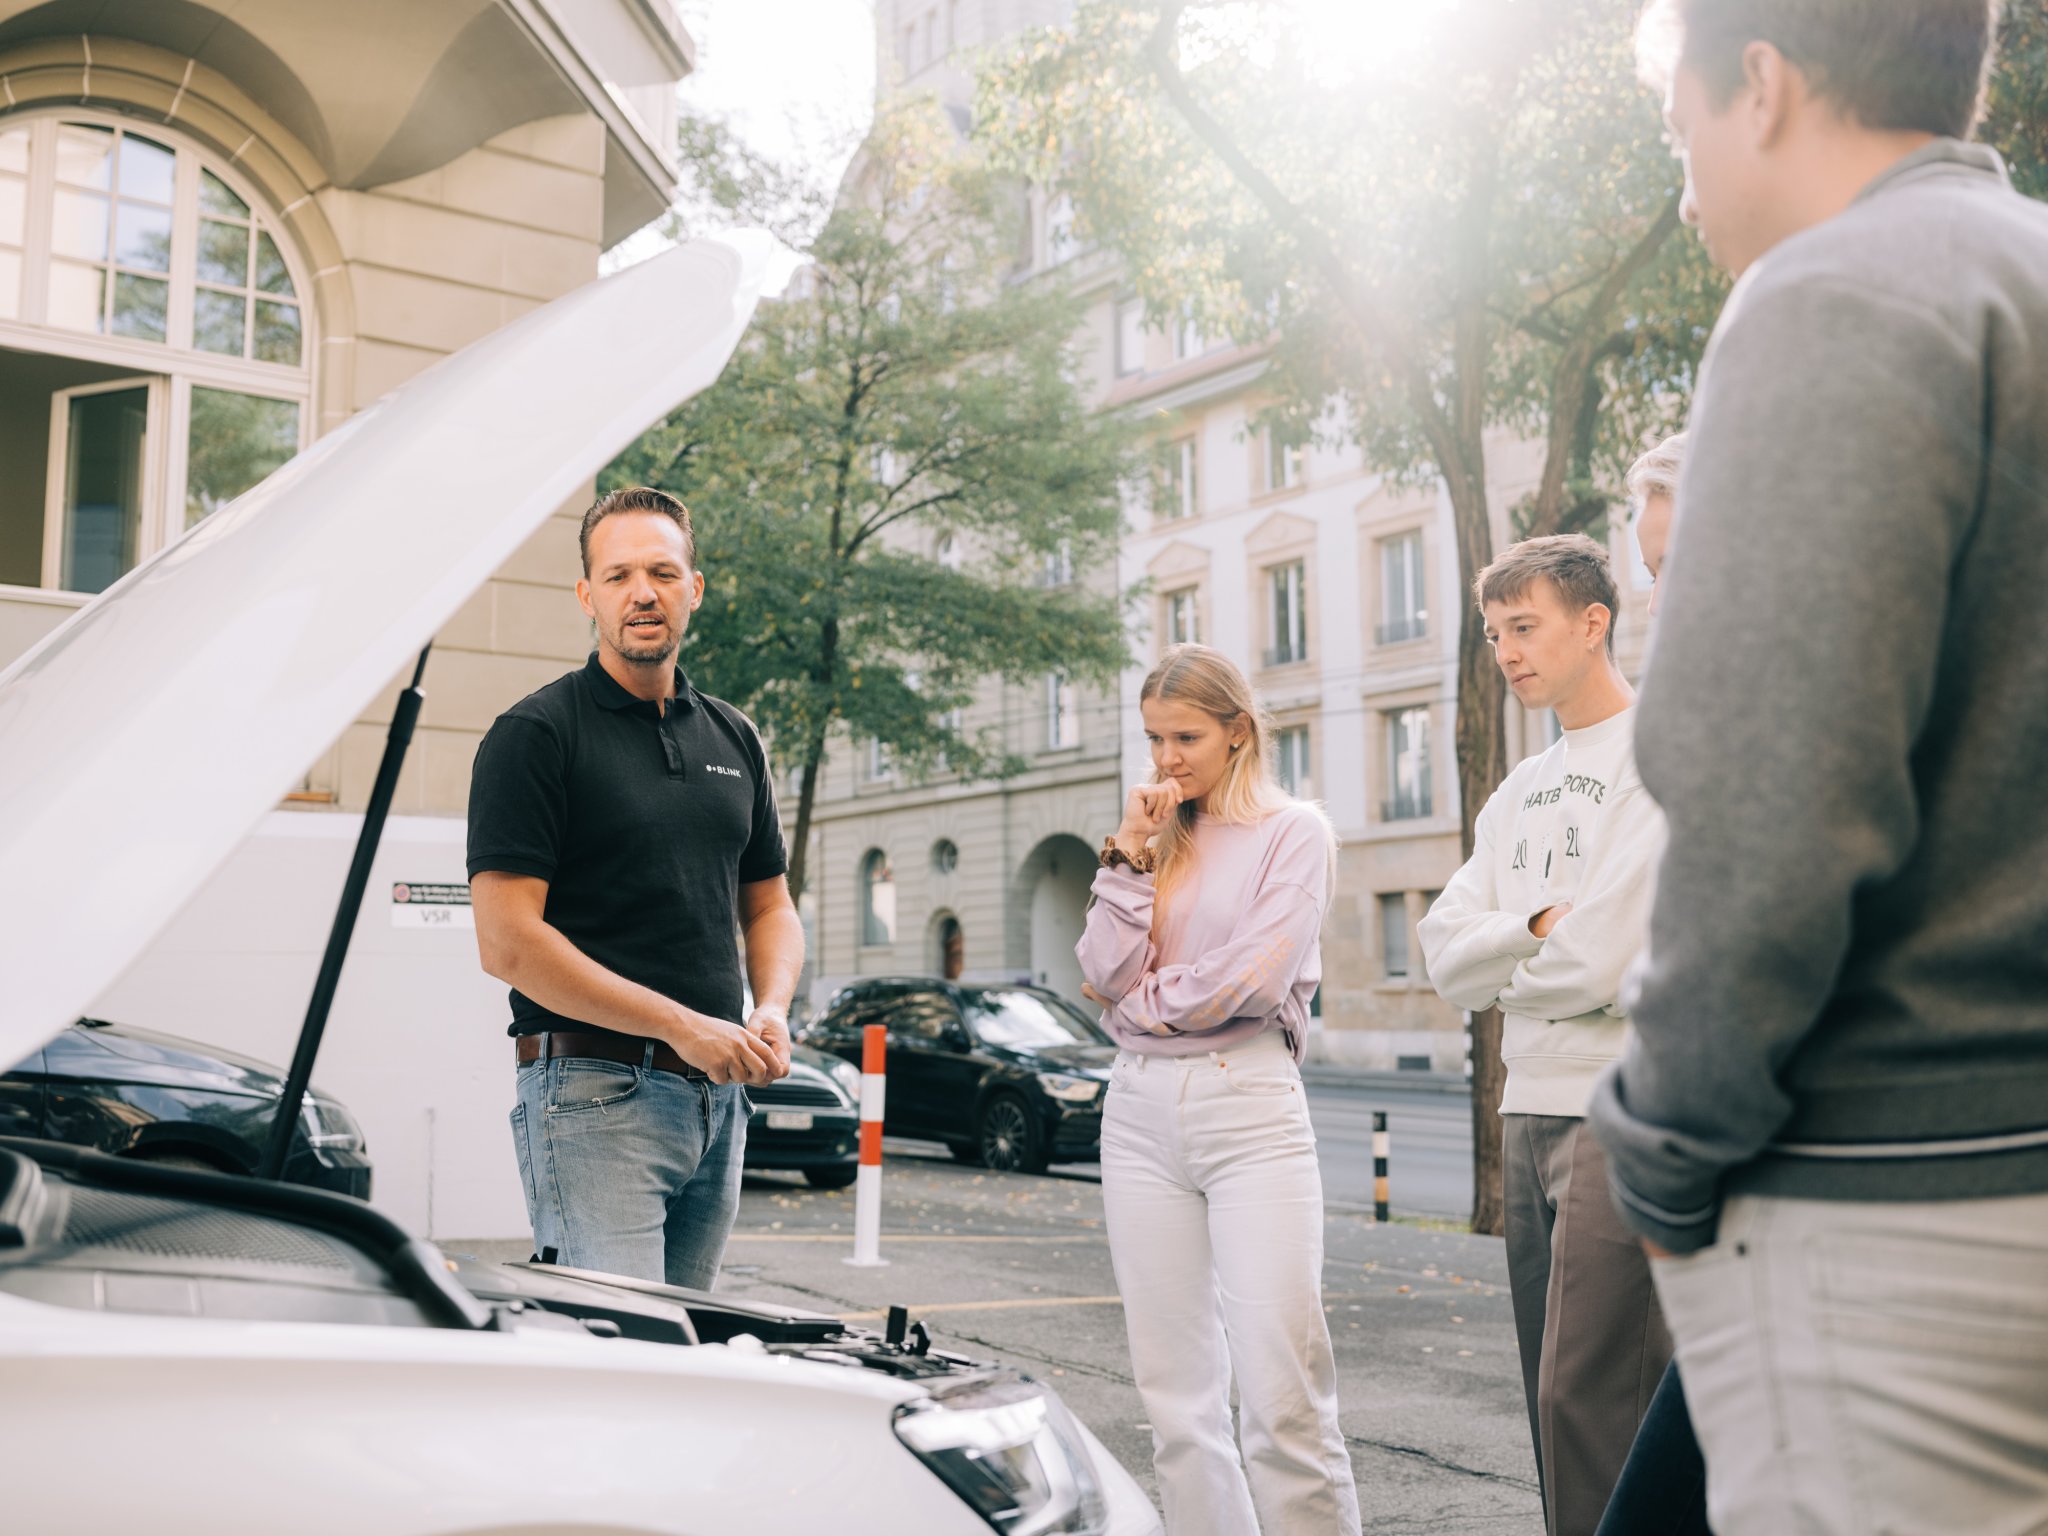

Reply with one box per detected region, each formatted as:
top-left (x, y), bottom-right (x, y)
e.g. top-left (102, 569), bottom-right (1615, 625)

top-left (1587, 2), bottom-right (2048, 1533)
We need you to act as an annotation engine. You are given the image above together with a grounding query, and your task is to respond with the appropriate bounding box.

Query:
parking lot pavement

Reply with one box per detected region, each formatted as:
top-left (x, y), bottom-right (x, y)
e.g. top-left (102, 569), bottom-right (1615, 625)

top-left (467, 1137), bottom-right (1530, 1533)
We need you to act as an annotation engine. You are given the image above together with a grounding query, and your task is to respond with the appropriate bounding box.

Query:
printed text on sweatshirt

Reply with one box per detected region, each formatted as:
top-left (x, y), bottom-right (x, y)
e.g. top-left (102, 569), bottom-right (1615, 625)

top-left (1418, 708), bottom-right (1664, 1118)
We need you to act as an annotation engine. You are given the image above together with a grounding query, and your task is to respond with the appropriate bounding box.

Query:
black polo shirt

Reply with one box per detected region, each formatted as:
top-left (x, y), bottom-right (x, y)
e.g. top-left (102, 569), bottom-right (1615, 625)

top-left (466, 653), bottom-right (787, 1041)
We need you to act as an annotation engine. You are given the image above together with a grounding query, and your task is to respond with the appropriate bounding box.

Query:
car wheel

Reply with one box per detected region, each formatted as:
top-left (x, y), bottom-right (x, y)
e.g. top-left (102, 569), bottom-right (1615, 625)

top-left (977, 1093), bottom-right (1047, 1176)
top-left (804, 1166), bottom-right (858, 1190)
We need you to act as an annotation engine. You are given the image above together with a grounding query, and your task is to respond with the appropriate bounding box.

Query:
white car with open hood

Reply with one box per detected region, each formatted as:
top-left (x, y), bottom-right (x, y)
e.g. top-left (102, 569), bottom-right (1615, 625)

top-left (0, 235), bottom-right (1160, 1536)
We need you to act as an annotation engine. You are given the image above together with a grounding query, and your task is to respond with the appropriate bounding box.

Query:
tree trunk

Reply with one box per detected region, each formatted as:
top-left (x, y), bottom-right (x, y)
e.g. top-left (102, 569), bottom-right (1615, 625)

top-left (786, 748), bottom-right (824, 904)
top-left (1448, 463), bottom-right (1512, 1237)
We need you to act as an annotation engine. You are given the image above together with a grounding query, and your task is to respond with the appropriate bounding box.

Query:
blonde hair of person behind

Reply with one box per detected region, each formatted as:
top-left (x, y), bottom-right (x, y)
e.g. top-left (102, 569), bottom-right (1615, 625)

top-left (1141, 644), bottom-right (1338, 931)
top-left (1625, 430), bottom-right (1687, 516)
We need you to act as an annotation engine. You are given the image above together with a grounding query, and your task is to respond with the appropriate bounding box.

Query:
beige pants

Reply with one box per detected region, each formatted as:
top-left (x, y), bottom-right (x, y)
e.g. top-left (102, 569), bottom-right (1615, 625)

top-left (1504, 1114), bottom-right (1672, 1536)
top-left (1653, 1190), bottom-right (2048, 1536)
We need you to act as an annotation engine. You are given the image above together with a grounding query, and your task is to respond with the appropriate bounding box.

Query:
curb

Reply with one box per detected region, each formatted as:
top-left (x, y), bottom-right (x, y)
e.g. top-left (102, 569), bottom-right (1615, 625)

top-left (1300, 1066), bottom-right (1471, 1095)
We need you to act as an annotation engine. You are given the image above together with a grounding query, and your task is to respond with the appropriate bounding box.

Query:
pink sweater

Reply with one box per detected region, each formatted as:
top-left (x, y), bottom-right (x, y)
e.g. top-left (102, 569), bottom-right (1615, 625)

top-left (1075, 802), bottom-right (1330, 1060)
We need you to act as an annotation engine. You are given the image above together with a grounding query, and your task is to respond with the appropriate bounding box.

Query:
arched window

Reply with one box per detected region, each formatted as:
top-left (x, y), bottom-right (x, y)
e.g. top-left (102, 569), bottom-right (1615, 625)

top-left (0, 112), bottom-right (313, 596)
top-left (930, 838), bottom-right (959, 875)
top-left (859, 849), bottom-right (896, 947)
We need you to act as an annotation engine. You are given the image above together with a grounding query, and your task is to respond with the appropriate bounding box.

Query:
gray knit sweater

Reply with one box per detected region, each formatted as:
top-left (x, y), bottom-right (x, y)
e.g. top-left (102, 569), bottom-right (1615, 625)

top-left (1588, 141), bottom-right (2048, 1254)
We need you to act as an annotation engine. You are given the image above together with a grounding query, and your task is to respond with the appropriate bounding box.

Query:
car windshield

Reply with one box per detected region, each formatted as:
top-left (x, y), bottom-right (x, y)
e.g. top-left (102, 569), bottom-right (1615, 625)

top-left (964, 990), bottom-right (1108, 1048)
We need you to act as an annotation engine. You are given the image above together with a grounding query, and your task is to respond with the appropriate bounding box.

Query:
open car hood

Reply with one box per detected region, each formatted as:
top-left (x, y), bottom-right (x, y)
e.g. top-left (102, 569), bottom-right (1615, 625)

top-left (0, 233), bottom-right (773, 1070)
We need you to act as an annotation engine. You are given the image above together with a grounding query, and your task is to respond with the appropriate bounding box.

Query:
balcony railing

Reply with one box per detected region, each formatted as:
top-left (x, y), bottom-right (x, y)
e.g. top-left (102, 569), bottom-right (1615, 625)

top-left (1375, 614), bottom-right (1428, 646)
top-left (1380, 792), bottom-right (1433, 822)
top-left (1262, 639), bottom-right (1308, 668)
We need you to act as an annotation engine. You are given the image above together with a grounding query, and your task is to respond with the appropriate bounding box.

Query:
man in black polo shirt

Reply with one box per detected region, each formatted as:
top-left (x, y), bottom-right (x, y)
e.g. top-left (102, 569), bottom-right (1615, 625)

top-left (467, 486), bottom-right (802, 1288)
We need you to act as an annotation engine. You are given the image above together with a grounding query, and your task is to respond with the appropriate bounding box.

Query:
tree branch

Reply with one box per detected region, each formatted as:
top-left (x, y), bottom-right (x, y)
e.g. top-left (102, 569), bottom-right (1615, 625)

top-left (1141, 3), bottom-right (1460, 468)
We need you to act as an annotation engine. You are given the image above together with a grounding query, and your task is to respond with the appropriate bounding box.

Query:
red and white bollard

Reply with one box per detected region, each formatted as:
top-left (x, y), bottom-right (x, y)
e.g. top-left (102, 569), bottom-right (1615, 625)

top-left (845, 1023), bottom-right (888, 1268)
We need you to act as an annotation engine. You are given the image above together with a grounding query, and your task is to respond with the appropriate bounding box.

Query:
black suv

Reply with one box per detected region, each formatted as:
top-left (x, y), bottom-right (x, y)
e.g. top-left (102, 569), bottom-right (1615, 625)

top-left (803, 980), bottom-right (1114, 1175)
top-left (0, 1019), bottom-right (372, 1197)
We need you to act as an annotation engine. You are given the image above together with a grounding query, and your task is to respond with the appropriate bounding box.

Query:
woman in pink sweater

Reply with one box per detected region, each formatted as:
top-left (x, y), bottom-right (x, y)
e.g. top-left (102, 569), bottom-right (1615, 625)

top-left (1077, 645), bottom-right (1357, 1536)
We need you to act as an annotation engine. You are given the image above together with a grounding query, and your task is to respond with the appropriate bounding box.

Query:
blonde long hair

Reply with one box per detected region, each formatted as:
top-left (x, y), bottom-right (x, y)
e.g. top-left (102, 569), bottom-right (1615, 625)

top-left (1143, 645), bottom-right (1338, 923)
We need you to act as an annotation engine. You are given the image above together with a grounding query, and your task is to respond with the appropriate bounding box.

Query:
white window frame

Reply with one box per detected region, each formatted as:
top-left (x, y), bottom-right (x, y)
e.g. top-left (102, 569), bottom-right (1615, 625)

top-left (1045, 192), bottom-right (1078, 266)
top-left (1040, 539), bottom-right (1074, 588)
top-left (1266, 560), bottom-right (1307, 667)
top-left (1378, 892), bottom-right (1411, 979)
top-left (1164, 586), bottom-right (1200, 647)
top-left (1115, 297), bottom-right (1146, 377)
top-left (1385, 705), bottom-right (1434, 821)
top-left (1377, 528), bottom-right (1428, 645)
top-left (41, 374), bottom-right (165, 591)
top-left (1153, 434), bottom-right (1197, 522)
top-left (1275, 723), bottom-right (1311, 798)
top-left (1045, 672), bottom-right (1077, 750)
top-left (0, 109), bottom-right (315, 597)
top-left (1261, 423), bottom-right (1305, 493)
top-left (866, 737), bottom-right (894, 782)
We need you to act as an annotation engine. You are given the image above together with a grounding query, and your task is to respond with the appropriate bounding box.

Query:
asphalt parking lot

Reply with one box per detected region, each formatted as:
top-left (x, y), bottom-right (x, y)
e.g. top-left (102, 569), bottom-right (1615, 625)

top-left (471, 1127), bottom-right (1540, 1534)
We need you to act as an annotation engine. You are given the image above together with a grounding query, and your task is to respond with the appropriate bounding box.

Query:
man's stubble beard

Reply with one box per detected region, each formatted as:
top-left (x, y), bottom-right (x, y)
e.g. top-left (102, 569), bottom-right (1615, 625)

top-left (607, 618), bottom-right (683, 668)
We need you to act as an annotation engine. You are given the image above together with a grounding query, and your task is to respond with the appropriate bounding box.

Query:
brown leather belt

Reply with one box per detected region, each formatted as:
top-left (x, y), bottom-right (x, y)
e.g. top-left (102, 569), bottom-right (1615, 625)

top-left (515, 1030), bottom-right (708, 1080)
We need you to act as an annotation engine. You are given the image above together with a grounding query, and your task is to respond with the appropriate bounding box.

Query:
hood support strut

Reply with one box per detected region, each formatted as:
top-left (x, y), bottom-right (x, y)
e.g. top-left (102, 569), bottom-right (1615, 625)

top-left (260, 645), bottom-right (433, 1181)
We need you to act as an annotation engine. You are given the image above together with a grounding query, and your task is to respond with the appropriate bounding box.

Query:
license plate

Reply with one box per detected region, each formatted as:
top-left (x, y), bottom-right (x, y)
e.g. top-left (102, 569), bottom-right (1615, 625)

top-left (766, 1111), bottom-right (813, 1131)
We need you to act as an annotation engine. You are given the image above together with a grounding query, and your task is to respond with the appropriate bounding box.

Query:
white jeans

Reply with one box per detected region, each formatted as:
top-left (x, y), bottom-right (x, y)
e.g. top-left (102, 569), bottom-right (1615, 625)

top-left (1654, 1189), bottom-right (2048, 1536)
top-left (1100, 1033), bottom-right (1360, 1536)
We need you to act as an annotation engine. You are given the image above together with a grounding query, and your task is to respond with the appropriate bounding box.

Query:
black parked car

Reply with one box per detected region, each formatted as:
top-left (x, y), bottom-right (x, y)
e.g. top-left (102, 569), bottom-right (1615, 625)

top-left (803, 980), bottom-right (1114, 1175)
top-left (0, 1018), bottom-right (372, 1197)
top-left (743, 1042), bottom-right (862, 1188)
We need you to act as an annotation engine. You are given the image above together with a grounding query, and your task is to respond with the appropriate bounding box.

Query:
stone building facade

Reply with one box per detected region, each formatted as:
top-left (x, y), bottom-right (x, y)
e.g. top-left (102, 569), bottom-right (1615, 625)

top-left (817, 0), bottom-right (1657, 1067)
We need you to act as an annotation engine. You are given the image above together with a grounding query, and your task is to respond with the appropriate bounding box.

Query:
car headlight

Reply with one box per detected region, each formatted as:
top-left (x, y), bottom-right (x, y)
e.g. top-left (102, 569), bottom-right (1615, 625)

top-left (1035, 1072), bottom-right (1101, 1104)
top-left (301, 1095), bottom-right (366, 1155)
top-left (827, 1056), bottom-right (863, 1101)
top-left (895, 1380), bottom-right (1108, 1535)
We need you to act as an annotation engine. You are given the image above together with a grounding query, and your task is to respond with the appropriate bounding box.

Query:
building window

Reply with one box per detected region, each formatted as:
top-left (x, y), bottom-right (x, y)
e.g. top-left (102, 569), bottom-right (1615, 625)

top-left (899, 20), bottom-right (916, 73)
top-left (1045, 192), bottom-right (1078, 266)
top-left (1264, 560), bottom-right (1308, 667)
top-left (1046, 672), bottom-right (1077, 749)
top-left (1274, 724), bottom-right (1311, 797)
top-left (1376, 529), bottom-right (1428, 645)
top-left (946, 0), bottom-right (961, 53)
top-left (1259, 421), bottom-right (1306, 493)
top-left (1383, 706), bottom-right (1433, 821)
top-left (1115, 296), bottom-right (1146, 377)
top-left (1, 113), bottom-right (313, 596)
top-left (932, 838), bottom-right (959, 875)
top-left (860, 850), bottom-right (897, 946)
top-left (1151, 435), bottom-right (1197, 522)
top-left (866, 737), bottom-right (893, 782)
top-left (936, 531), bottom-right (962, 571)
top-left (1173, 307), bottom-right (1209, 361)
top-left (1379, 893), bottom-right (1411, 979)
top-left (1164, 586), bottom-right (1200, 647)
top-left (1418, 889), bottom-right (1443, 982)
top-left (1038, 539), bottom-right (1074, 588)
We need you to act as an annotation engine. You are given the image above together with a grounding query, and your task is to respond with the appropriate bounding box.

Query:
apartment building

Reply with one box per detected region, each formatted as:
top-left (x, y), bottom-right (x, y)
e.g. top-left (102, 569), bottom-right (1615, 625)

top-left (815, 0), bottom-right (1656, 1067)
top-left (0, 0), bottom-right (698, 1239)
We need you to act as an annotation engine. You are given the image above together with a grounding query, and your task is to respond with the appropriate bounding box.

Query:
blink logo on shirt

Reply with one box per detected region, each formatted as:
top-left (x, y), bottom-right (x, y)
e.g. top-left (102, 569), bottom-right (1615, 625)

top-left (706, 763), bottom-right (742, 779)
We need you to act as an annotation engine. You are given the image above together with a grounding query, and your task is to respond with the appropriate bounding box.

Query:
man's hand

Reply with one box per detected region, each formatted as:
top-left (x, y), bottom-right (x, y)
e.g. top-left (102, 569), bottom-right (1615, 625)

top-left (1529, 902), bottom-right (1574, 939)
top-left (746, 1006), bottom-right (794, 1078)
top-left (668, 1006), bottom-right (781, 1086)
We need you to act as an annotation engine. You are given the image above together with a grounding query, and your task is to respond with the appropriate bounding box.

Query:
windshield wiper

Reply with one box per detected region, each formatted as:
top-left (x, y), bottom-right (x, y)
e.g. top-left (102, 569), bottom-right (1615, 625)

top-left (259, 645), bottom-right (431, 1182)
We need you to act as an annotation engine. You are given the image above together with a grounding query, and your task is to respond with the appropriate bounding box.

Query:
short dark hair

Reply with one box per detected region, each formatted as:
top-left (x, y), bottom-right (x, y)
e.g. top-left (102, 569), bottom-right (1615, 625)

top-left (1475, 533), bottom-right (1621, 656)
top-left (1643, 0), bottom-right (2000, 140)
top-left (579, 486), bottom-right (696, 576)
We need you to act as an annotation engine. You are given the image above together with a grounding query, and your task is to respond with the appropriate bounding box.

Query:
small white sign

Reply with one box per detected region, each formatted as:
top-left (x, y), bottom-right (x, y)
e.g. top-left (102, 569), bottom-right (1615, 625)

top-left (391, 881), bottom-right (474, 929)
top-left (765, 1111), bottom-right (814, 1132)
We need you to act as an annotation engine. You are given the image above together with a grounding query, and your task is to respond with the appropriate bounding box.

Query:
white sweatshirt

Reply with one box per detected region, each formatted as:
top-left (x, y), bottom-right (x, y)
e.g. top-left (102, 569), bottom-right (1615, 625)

top-left (1418, 708), bottom-right (1665, 1118)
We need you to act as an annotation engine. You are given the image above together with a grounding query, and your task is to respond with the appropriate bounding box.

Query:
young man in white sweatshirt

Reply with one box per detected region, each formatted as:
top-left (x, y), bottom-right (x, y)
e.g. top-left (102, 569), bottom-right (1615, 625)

top-left (1418, 533), bottom-right (1669, 1536)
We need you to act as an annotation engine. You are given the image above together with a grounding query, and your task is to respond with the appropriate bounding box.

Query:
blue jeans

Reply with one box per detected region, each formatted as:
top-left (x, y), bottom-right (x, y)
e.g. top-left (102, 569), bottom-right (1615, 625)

top-left (510, 1052), bottom-right (751, 1290)
top-left (1595, 1362), bottom-right (1710, 1536)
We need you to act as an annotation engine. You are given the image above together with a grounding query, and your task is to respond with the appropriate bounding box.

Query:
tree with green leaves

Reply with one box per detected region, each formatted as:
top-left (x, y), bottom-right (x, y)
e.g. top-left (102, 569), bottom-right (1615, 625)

top-left (980, 0), bottom-right (1720, 1235)
top-left (606, 101), bottom-right (1136, 904)
top-left (981, 0), bottom-right (2048, 1235)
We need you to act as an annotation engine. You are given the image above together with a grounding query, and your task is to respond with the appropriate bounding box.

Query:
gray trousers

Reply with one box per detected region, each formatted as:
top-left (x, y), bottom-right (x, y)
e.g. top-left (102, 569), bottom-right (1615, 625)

top-left (1653, 1190), bottom-right (2048, 1536)
top-left (1505, 1114), bottom-right (1673, 1536)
